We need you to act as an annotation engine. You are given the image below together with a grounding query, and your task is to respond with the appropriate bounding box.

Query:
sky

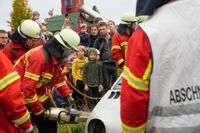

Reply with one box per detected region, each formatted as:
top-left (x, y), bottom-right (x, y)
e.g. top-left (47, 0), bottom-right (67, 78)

top-left (0, 0), bottom-right (136, 31)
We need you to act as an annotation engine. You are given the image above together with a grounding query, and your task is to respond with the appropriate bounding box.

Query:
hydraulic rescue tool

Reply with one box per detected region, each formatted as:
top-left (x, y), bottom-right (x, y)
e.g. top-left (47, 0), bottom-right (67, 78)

top-left (45, 107), bottom-right (90, 124)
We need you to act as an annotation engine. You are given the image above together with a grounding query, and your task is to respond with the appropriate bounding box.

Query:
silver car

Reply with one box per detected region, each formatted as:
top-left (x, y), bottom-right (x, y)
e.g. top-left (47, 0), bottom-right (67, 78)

top-left (85, 75), bottom-right (122, 133)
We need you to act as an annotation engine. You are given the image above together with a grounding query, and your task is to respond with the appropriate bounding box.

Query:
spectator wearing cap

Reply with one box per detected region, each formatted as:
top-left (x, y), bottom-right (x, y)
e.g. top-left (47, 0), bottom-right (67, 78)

top-left (78, 23), bottom-right (91, 47)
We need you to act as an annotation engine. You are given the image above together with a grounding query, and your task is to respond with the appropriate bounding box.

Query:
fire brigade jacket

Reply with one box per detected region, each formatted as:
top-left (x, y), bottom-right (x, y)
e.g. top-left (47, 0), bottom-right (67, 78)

top-left (0, 51), bottom-right (31, 132)
top-left (121, 0), bottom-right (200, 133)
top-left (111, 32), bottom-right (129, 67)
top-left (15, 46), bottom-right (71, 115)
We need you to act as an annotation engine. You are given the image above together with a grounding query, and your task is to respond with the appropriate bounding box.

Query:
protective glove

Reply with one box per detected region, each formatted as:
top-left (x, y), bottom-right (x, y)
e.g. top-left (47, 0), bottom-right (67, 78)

top-left (33, 110), bottom-right (46, 122)
top-left (64, 94), bottom-right (75, 107)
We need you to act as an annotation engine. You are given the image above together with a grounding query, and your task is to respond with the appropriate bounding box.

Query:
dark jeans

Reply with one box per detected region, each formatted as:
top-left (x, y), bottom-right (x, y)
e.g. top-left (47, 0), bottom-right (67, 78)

top-left (103, 62), bottom-right (118, 92)
top-left (32, 100), bottom-right (57, 133)
top-left (86, 86), bottom-right (100, 111)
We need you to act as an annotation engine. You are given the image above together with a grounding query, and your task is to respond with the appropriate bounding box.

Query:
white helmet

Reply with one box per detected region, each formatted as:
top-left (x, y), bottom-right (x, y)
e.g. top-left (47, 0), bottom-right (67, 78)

top-left (120, 12), bottom-right (137, 24)
top-left (54, 28), bottom-right (80, 51)
top-left (18, 19), bottom-right (41, 39)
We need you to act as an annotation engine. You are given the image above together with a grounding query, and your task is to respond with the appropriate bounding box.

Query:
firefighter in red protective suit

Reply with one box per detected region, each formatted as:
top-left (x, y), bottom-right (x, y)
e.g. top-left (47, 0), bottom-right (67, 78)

top-left (3, 19), bottom-right (41, 64)
top-left (0, 51), bottom-right (33, 133)
top-left (111, 12), bottom-right (137, 73)
top-left (120, 0), bottom-right (200, 133)
top-left (14, 28), bottom-right (80, 133)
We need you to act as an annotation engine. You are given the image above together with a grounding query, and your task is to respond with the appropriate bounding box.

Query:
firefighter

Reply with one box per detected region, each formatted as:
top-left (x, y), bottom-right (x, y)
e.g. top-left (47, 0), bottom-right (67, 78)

top-left (3, 19), bottom-right (41, 64)
top-left (120, 0), bottom-right (200, 133)
top-left (14, 28), bottom-right (80, 133)
top-left (0, 51), bottom-right (33, 133)
top-left (111, 12), bottom-right (137, 73)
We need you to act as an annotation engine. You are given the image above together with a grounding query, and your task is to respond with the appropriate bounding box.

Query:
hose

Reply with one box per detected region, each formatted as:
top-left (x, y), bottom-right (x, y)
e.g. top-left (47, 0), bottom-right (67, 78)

top-left (48, 89), bottom-right (57, 108)
top-left (65, 80), bottom-right (101, 100)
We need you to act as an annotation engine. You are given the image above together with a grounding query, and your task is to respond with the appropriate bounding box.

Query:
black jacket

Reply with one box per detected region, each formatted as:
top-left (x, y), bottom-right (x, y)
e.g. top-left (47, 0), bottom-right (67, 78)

top-left (94, 35), bottom-right (113, 62)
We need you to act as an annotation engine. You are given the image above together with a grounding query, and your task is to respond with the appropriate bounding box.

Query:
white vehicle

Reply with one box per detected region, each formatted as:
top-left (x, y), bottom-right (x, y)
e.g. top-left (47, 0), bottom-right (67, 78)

top-left (85, 75), bottom-right (122, 133)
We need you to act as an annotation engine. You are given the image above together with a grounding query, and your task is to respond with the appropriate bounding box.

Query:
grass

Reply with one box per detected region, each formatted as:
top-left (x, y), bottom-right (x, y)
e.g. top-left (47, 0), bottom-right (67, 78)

top-left (58, 123), bottom-right (86, 133)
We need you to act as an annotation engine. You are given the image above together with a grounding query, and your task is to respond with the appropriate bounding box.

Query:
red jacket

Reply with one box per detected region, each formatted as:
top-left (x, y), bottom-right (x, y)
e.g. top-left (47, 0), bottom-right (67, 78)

top-left (111, 32), bottom-right (130, 67)
top-left (120, 28), bottom-right (151, 132)
top-left (3, 39), bottom-right (46, 64)
top-left (15, 46), bottom-right (71, 115)
top-left (0, 51), bottom-right (31, 132)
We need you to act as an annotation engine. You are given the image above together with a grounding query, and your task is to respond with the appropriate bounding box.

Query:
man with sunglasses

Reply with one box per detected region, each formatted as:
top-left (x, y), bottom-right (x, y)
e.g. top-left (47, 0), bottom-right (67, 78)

top-left (14, 28), bottom-right (80, 133)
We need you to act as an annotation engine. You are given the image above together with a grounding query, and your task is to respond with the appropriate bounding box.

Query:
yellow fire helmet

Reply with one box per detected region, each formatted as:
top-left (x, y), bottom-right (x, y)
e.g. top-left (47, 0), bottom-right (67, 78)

top-left (54, 28), bottom-right (80, 51)
top-left (120, 12), bottom-right (137, 24)
top-left (18, 19), bottom-right (41, 39)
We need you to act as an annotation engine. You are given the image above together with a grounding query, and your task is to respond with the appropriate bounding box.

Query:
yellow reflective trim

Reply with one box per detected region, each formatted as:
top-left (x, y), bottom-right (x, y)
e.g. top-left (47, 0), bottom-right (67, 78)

top-left (35, 109), bottom-right (44, 116)
top-left (118, 58), bottom-right (124, 65)
top-left (143, 59), bottom-right (152, 80)
top-left (24, 71), bottom-right (40, 81)
top-left (122, 122), bottom-right (146, 133)
top-left (24, 51), bottom-right (31, 67)
top-left (38, 95), bottom-right (49, 103)
top-left (112, 45), bottom-right (121, 50)
top-left (25, 94), bottom-right (38, 104)
top-left (61, 66), bottom-right (67, 74)
top-left (120, 41), bottom-right (128, 47)
top-left (14, 58), bottom-right (20, 66)
top-left (41, 72), bottom-right (52, 80)
top-left (123, 66), bottom-right (149, 91)
top-left (0, 71), bottom-right (20, 91)
top-left (54, 81), bottom-right (66, 89)
top-left (12, 110), bottom-right (30, 125)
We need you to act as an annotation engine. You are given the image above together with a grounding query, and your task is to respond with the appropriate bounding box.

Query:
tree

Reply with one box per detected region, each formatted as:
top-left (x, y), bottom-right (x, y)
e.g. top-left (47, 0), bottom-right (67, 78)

top-left (10, 0), bottom-right (32, 30)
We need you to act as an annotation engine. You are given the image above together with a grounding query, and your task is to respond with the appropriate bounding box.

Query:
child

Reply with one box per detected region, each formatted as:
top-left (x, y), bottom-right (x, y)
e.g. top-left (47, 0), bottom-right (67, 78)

top-left (72, 45), bottom-right (88, 109)
top-left (79, 23), bottom-right (91, 47)
top-left (83, 48), bottom-right (103, 111)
